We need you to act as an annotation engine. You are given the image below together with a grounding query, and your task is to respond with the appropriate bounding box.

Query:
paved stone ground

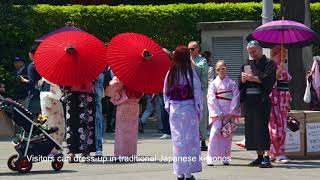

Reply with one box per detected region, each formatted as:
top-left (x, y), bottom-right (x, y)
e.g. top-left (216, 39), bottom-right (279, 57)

top-left (0, 125), bottom-right (319, 180)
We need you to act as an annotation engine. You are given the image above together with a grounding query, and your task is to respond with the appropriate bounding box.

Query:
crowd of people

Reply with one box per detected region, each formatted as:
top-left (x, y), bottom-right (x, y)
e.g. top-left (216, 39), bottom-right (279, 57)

top-left (153, 40), bottom-right (297, 179)
top-left (1, 39), bottom-right (318, 180)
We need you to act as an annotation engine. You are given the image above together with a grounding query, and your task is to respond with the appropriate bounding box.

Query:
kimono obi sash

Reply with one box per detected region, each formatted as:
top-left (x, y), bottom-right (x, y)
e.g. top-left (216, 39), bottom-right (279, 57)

top-left (38, 80), bottom-right (50, 92)
top-left (246, 87), bottom-right (261, 95)
top-left (215, 90), bottom-right (232, 101)
top-left (276, 80), bottom-right (289, 91)
top-left (168, 85), bottom-right (194, 100)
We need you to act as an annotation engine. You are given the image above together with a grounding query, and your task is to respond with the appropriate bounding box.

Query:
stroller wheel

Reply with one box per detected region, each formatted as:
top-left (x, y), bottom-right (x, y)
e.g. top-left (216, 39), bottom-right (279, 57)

top-left (15, 157), bottom-right (32, 173)
top-left (7, 154), bottom-right (19, 171)
top-left (52, 154), bottom-right (64, 171)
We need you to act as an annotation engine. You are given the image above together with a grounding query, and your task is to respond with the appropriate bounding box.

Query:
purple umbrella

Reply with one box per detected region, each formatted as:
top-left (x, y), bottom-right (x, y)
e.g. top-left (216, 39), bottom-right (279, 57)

top-left (247, 20), bottom-right (319, 48)
top-left (35, 25), bottom-right (83, 42)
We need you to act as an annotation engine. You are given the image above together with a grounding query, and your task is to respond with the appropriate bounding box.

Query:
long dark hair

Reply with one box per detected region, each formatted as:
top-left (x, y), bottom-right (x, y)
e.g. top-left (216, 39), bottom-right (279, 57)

top-left (166, 45), bottom-right (194, 96)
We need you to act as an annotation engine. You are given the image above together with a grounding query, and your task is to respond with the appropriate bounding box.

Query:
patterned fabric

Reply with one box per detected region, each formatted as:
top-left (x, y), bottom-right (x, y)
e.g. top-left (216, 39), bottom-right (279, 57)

top-left (40, 78), bottom-right (65, 154)
top-left (65, 92), bottom-right (96, 154)
top-left (207, 76), bottom-right (240, 162)
top-left (215, 90), bottom-right (233, 101)
top-left (163, 69), bottom-right (203, 175)
top-left (269, 66), bottom-right (292, 159)
top-left (114, 98), bottom-right (140, 156)
top-left (221, 120), bottom-right (237, 138)
top-left (208, 66), bottom-right (215, 82)
top-left (193, 55), bottom-right (208, 90)
top-left (38, 79), bottom-right (51, 92)
top-left (311, 60), bottom-right (320, 99)
top-left (167, 85), bottom-right (194, 100)
top-left (105, 76), bottom-right (142, 157)
top-left (105, 77), bottom-right (128, 105)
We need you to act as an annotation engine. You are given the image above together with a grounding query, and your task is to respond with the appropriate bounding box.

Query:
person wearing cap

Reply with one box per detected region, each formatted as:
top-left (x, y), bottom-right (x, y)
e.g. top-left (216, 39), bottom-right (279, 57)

top-left (13, 56), bottom-right (29, 107)
top-left (239, 40), bottom-right (276, 168)
top-left (188, 41), bottom-right (209, 151)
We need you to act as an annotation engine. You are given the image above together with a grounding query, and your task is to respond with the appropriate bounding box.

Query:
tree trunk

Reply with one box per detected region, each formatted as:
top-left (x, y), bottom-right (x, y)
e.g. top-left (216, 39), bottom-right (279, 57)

top-left (303, 0), bottom-right (313, 72)
top-left (281, 0), bottom-right (311, 110)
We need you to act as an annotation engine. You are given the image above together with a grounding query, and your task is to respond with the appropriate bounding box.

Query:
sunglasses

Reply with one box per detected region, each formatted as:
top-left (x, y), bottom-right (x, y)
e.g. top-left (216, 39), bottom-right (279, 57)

top-left (216, 67), bottom-right (226, 71)
top-left (188, 48), bottom-right (196, 52)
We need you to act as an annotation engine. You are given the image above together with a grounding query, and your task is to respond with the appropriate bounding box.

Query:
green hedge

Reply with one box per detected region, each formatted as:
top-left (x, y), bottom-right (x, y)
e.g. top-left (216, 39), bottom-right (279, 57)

top-left (11, 0), bottom-right (264, 6)
top-left (2, 2), bottom-right (320, 95)
top-left (2, 2), bottom-right (278, 58)
top-left (29, 3), bottom-right (274, 46)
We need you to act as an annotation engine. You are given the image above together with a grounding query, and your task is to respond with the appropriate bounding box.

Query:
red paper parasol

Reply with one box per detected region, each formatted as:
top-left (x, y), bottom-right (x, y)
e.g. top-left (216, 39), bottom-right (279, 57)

top-left (106, 32), bottom-right (171, 93)
top-left (34, 31), bottom-right (107, 86)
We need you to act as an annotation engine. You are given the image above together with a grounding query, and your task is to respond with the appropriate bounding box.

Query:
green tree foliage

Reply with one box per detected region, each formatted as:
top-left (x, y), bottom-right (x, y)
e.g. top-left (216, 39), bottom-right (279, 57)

top-left (4, 2), bottom-right (320, 97)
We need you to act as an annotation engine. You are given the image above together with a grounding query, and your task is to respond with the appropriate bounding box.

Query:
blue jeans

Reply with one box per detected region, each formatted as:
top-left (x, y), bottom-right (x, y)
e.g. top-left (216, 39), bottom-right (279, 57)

top-left (95, 97), bottom-right (104, 154)
top-left (158, 94), bottom-right (170, 135)
top-left (140, 95), bottom-right (163, 129)
top-left (154, 95), bottom-right (163, 129)
top-left (140, 95), bottom-right (154, 124)
top-left (95, 73), bottom-right (105, 154)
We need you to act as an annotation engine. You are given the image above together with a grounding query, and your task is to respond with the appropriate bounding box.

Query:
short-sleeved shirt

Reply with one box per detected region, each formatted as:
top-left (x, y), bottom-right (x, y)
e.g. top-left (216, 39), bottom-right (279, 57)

top-left (192, 55), bottom-right (209, 90)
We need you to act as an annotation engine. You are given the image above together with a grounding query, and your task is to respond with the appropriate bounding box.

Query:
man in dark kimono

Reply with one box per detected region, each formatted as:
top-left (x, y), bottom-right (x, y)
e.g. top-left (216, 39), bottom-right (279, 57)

top-left (239, 40), bottom-right (276, 168)
top-left (27, 45), bottom-right (42, 115)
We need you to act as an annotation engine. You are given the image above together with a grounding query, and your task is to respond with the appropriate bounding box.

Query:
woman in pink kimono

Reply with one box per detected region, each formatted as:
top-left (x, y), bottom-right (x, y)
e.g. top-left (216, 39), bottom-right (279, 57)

top-left (39, 78), bottom-right (65, 155)
top-left (164, 46), bottom-right (203, 180)
top-left (207, 60), bottom-right (240, 166)
top-left (105, 76), bottom-right (143, 157)
top-left (269, 46), bottom-right (292, 163)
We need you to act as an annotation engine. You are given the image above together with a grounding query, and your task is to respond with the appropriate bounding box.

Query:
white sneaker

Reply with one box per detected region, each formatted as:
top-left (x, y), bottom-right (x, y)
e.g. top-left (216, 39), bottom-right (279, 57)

top-left (206, 157), bottom-right (214, 166)
top-left (160, 134), bottom-right (171, 139)
top-left (275, 156), bottom-right (289, 163)
top-left (95, 151), bottom-right (103, 157)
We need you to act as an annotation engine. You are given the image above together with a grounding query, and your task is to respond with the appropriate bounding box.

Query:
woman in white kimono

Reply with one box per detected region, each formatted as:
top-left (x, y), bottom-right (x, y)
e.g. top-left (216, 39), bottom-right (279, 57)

top-left (39, 78), bottom-right (65, 155)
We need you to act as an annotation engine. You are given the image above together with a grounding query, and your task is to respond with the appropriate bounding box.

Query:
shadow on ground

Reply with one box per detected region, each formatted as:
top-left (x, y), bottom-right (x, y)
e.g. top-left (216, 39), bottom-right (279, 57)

top-left (0, 170), bottom-right (77, 176)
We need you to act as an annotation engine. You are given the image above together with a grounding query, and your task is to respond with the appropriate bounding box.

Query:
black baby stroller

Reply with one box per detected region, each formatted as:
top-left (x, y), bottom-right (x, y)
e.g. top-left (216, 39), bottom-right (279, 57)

top-left (0, 95), bottom-right (64, 173)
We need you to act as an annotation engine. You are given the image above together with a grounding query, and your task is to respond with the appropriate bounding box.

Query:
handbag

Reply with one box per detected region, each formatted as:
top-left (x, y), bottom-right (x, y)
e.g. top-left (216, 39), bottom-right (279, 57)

top-left (287, 116), bottom-right (300, 132)
top-left (221, 119), bottom-right (237, 138)
top-left (303, 79), bottom-right (311, 103)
